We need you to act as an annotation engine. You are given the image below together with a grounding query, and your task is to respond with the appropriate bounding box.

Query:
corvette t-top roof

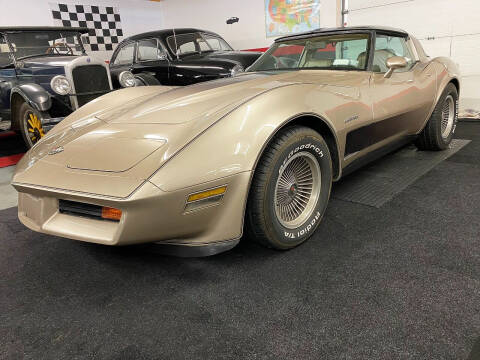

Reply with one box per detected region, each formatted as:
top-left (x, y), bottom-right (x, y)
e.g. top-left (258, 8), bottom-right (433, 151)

top-left (275, 26), bottom-right (408, 42)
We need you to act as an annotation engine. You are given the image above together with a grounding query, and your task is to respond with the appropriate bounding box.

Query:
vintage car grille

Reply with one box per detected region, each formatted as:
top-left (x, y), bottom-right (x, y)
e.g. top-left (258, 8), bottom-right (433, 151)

top-left (71, 65), bottom-right (110, 107)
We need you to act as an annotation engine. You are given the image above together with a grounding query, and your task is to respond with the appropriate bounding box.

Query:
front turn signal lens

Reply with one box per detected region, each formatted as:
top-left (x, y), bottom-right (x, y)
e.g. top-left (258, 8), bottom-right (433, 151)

top-left (101, 206), bottom-right (122, 221)
top-left (187, 186), bottom-right (227, 203)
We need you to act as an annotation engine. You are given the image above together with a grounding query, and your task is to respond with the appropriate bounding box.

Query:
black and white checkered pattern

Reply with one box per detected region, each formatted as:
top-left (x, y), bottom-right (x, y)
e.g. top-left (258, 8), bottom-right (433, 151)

top-left (49, 3), bottom-right (123, 51)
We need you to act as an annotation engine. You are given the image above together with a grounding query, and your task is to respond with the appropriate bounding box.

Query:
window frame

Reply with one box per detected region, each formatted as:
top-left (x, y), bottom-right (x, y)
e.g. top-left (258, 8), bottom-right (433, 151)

top-left (135, 37), bottom-right (169, 63)
top-left (249, 31), bottom-right (373, 72)
top-left (200, 32), bottom-right (233, 52)
top-left (371, 31), bottom-right (418, 74)
top-left (111, 40), bottom-right (136, 66)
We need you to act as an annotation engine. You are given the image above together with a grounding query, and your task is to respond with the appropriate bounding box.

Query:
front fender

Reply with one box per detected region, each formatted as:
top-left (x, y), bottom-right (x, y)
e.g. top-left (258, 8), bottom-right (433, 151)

top-left (149, 82), bottom-right (345, 192)
top-left (11, 84), bottom-right (51, 112)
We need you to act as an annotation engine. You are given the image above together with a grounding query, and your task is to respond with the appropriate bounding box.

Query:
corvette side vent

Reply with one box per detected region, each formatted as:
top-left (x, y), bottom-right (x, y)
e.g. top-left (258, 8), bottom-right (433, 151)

top-left (58, 200), bottom-right (122, 222)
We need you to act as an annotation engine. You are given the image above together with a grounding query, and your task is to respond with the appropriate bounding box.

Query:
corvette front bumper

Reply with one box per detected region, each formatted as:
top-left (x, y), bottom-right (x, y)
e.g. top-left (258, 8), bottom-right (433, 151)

top-left (14, 171), bottom-right (251, 255)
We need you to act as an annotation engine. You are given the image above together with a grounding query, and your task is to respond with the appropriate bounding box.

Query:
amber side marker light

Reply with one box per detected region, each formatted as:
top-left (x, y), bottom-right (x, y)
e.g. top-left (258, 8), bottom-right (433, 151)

top-left (185, 186), bottom-right (227, 212)
top-left (101, 206), bottom-right (122, 221)
top-left (187, 186), bottom-right (227, 203)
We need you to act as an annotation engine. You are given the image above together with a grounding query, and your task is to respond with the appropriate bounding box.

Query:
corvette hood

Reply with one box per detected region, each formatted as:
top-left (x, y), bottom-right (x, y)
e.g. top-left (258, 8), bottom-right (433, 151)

top-left (12, 72), bottom-right (303, 197)
top-left (94, 72), bottom-right (289, 124)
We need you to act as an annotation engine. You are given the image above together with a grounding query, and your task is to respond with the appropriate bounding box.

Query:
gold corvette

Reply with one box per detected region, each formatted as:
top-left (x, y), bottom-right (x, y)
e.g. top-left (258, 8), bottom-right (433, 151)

top-left (12, 26), bottom-right (460, 256)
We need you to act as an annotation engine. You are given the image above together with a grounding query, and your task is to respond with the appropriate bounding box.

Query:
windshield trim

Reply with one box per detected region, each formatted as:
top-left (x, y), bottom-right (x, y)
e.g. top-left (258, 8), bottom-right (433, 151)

top-left (199, 32), bottom-right (233, 52)
top-left (248, 32), bottom-right (372, 73)
top-left (4, 30), bottom-right (86, 64)
top-left (166, 32), bottom-right (215, 57)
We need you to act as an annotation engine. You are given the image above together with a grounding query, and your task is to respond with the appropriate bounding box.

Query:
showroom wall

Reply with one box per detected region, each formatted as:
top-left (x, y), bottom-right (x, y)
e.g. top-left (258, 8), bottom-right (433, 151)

top-left (345, 0), bottom-right (480, 113)
top-left (157, 0), bottom-right (340, 50)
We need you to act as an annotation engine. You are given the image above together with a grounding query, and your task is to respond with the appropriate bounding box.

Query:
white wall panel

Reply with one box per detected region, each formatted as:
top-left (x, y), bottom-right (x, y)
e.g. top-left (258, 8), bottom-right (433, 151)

top-left (158, 0), bottom-right (339, 50)
top-left (346, 0), bottom-right (480, 112)
top-left (348, 0), bottom-right (414, 11)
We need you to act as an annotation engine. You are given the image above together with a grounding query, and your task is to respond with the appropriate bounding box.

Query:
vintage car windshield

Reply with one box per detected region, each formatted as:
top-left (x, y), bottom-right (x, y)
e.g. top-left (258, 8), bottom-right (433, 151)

top-left (2, 30), bottom-right (85, 64)
top-left (248, 33), bottom-right (370, 72)
top-left (167, 32), bottom-right (232, 56)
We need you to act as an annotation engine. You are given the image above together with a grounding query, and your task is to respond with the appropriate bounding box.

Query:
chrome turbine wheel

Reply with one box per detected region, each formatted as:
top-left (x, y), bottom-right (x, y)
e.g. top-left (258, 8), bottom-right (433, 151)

top-left (274, 151), bottom-right (321, 229)
top-left (441, 94), bottom-right (455, 139)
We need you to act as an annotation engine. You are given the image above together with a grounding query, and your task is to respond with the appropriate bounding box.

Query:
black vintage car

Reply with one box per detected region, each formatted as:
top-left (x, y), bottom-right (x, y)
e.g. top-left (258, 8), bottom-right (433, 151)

top-left (109, 28), bottom-right (262, 87)
top-left (0, 27), bottom-right (113, 147)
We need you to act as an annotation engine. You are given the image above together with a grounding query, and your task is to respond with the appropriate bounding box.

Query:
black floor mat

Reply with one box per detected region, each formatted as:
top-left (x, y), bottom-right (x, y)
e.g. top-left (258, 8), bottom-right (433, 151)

top-left (0, 122), bottom-right (479, 359)
top-left (333, 139), bottom-right (471, 207)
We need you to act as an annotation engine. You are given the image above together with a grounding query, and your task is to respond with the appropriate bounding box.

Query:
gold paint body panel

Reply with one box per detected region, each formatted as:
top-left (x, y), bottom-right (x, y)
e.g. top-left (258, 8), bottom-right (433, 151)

top-left (12, 32), bottom-right (460, 250)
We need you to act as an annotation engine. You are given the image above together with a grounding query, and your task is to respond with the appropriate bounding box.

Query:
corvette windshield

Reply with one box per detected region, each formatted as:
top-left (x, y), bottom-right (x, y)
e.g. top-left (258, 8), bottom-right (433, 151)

top-left (4, 30), bottom-right (86, 63)
top-left (248, 33), bottom-right (370, 72)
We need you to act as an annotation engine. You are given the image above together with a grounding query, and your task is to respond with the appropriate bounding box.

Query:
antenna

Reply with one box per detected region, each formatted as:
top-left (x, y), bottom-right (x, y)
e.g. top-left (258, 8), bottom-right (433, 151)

top-left (172, 28), bottom-right (179, 60)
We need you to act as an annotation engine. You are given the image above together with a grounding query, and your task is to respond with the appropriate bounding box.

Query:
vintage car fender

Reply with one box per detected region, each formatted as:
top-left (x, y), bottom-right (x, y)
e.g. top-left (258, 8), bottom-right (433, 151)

top-left (149, 82), bottom-right (347, 193)
top-left (11, 83), bottom-right (52, 112)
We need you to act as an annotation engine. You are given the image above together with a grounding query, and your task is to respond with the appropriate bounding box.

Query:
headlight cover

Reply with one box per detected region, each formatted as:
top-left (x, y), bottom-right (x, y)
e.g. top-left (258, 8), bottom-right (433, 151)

top-left (230, 64), bottom-right (244, 77)
top-left (50, 75), bottom-right (72, 95)
top-left (119, 71), bottom-right (136, 88)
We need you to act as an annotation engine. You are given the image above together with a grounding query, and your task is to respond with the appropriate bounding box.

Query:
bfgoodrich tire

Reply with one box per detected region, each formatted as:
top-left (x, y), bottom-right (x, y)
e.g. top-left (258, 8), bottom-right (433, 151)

top-left (415, 83), bottom-right (458, 151)
top-left (246, 126), bottom-right (332, 250)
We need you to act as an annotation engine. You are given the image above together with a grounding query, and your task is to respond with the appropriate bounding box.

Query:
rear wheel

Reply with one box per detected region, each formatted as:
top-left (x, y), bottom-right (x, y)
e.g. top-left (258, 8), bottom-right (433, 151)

top-left (415, 83), bottom-right (458, 151)
top-left (16, 102), bottom-right (45, 148)
top-left (246, 126), bottom-right (332, 250)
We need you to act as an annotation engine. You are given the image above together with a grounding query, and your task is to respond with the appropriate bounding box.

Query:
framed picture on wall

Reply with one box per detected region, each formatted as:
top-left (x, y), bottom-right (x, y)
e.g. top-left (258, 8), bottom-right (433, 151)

top-left (265, 0), bottom-right (321, 37)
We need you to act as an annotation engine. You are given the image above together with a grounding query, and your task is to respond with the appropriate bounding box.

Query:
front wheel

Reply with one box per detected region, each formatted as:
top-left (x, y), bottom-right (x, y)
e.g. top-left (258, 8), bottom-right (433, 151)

top-left (16, 102), bottom-right (45, 148)
top-left (415, 83), bottom-right (458, 151)
top-left (245, 126), bottom-right (332, 250)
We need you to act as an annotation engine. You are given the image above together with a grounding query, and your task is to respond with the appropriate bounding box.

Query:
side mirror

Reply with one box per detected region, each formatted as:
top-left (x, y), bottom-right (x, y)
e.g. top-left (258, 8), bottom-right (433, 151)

top-left (384, 56), bottom-right (408, 78)
top-left (158, 53), bottom-right (167, 61)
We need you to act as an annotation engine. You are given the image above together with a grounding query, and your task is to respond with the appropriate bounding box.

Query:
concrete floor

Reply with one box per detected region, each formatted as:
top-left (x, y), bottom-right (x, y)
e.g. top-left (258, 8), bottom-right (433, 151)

top-left (0, 165), bottom-right (17, 210)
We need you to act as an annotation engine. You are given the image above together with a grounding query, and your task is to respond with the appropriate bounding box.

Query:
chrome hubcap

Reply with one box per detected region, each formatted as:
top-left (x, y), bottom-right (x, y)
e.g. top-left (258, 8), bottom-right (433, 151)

top-left (441, 95), bottom-right (455, 139)
top-left (274, 151), bottom-right (321, 229)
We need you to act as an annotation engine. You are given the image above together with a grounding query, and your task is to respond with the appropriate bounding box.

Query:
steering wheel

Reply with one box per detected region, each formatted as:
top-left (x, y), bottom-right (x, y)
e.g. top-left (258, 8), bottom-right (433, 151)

top-left (46, 43), bottom-right (74, 55)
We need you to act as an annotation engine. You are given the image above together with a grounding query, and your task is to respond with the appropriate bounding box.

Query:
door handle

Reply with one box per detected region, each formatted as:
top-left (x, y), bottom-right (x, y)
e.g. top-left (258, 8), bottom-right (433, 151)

top-left (407, 79), bottom-right (414, 83)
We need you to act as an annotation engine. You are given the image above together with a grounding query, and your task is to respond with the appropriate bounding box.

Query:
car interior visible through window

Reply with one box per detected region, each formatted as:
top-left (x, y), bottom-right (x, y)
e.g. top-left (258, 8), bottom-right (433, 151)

top-left (137, 39), bottom-right (165, 62)
top-left (248, 33), bottom-right (370, 72)
top-left (113, 42), bottom-right (135, 65)
top-left (372, 34), bottom-right (415, 72)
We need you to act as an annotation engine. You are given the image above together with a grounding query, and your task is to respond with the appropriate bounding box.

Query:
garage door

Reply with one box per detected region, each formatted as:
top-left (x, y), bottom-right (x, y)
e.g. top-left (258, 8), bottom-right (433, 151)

top-left (346, 0), bottom-right (480, 116)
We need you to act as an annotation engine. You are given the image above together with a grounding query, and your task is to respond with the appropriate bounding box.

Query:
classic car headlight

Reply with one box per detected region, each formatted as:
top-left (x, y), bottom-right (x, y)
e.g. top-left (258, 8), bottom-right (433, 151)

top-left (50, 75), bottom-right (72, 95)
top-left (230, 65), bottom-right (244, 77)
top-left (119, 71), bottom-right (136, 88)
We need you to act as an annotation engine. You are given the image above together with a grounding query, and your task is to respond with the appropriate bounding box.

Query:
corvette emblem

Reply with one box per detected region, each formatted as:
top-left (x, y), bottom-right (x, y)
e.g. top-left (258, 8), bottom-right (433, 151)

top-left (48, 146), bottom-right (64, 155)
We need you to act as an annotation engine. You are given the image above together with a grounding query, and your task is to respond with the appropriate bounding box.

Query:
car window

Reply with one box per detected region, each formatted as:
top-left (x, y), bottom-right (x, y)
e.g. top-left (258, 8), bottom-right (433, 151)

top-left (167, 33), bottom-right (213, 56)
top-left (0, 35), bottom-right (11, 67)
top-left (373, 34), bottom-right (415, 73)
top-left (113, 43), bottom-right (135, 65)
top-left (202, 34), bottom-right (232, 51)
top-left (137, 39), bottom-right (166, 62)
top-left (249, 33), bottom-right (369, 71)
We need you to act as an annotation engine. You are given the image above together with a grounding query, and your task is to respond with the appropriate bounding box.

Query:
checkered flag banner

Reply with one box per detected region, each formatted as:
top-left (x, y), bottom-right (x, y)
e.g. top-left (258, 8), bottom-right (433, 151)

top-left (49, 3), bottom-right (123, 51)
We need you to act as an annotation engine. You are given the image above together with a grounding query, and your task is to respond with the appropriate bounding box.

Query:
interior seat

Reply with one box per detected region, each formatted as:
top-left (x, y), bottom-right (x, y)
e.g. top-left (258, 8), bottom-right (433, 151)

top-left (356, 49), bottom-right (397, 72)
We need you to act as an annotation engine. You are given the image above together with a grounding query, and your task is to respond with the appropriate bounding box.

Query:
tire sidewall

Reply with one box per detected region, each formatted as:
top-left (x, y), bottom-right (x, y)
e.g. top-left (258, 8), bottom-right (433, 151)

top-left (263, 133), bottom-right (332, 248)
top-left (436, 84), bottom-right (458, 147)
